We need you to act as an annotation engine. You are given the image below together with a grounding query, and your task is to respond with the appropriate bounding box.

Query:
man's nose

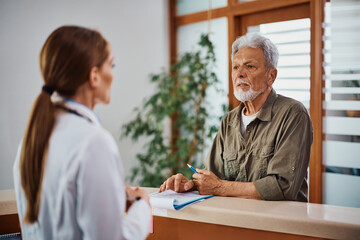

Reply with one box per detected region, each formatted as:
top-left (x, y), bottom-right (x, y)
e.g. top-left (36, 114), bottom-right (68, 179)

top-left (235, 66), bottom-right (246, 78)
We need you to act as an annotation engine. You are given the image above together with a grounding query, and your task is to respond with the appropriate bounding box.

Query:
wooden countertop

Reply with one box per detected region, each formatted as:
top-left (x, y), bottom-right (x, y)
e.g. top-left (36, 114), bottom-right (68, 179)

top-left (144, 188), bottom-right (360, 240)
top-left (0, 189), bottom-right (17, 216)
top-left (2, 188), bottom-right (359, 239)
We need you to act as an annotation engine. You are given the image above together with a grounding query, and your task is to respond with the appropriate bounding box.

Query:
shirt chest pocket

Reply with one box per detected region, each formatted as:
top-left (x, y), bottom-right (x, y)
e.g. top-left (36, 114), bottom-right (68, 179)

top-left (223, 151), bottom-right (240, 181)
top-left (251, 146), bottom-right (274, 179)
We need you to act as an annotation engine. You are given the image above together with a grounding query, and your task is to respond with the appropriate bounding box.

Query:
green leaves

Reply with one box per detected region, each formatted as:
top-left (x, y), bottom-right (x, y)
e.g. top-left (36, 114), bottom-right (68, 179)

top-left (121, 34), bottom-right (226, 187)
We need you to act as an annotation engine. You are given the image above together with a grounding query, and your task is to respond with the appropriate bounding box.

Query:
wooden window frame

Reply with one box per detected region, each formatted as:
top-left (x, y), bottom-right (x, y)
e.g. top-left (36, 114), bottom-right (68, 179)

top-left (168, 0), bottom-right (325, 203)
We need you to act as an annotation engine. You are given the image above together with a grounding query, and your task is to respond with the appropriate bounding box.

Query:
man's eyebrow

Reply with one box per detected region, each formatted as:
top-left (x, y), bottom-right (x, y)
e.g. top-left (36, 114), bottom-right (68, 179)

top-left (244, 60), bottom-right (258, 64)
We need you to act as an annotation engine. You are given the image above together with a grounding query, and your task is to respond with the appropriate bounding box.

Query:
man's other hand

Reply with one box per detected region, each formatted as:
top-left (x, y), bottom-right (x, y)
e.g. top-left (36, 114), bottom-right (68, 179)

top-left (159, 173), bottom-right (195, 193)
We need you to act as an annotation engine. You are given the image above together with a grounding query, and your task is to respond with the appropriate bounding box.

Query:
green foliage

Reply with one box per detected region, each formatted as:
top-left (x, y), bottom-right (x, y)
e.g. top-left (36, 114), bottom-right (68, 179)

top-left (343, 79), bottom-right (360, 99)
top-left (342, 70), bottom-right (360, 99)
top-left (121, 34), bottom-right (226, 187)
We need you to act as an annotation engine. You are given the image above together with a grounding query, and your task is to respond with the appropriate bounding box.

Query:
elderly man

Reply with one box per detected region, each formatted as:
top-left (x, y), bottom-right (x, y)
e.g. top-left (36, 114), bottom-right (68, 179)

top-left (159, 33), bottom-right (313, 202)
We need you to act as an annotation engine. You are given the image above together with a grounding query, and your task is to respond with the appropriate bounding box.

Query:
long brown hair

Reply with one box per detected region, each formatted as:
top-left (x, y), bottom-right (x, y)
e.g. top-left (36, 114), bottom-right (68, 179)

top-left (19, 26), bottom-right (109, 223)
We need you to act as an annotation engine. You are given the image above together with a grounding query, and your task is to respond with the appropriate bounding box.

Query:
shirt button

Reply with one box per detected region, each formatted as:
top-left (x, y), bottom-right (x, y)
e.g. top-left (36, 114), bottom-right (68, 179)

top-left (291, 167), bottom-right (295, 171)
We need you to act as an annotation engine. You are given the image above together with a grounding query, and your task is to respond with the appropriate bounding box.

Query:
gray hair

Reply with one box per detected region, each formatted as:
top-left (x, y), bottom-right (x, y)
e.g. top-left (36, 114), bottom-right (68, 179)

top-left (232, 33), bottom-right (279, 70)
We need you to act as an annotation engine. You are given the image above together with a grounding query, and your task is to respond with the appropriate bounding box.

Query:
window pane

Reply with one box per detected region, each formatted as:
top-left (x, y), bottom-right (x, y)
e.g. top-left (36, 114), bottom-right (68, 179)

top-left (177, 18), bottom-right (228, 163)
top-left (323, 0), bottom-right (360, 208)
top-left (323, 173), bottom-right (360, 208)
top-left (177, 17), bottom-right (228, 108)
top-left (177, 0), bottom-right (227, 16)
top-left (324, 141), bottom-right (360, 169)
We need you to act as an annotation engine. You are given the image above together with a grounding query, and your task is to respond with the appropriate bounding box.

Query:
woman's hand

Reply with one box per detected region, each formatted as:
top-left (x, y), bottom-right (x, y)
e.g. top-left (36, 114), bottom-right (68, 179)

top-left (125, 185), bottom-right (150, 212)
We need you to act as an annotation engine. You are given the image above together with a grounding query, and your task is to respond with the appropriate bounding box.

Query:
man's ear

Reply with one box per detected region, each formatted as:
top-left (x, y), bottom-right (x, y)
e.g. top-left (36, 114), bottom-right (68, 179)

top-left (89, 66), bottom-right (100, 88)
top-left (267, 68), bottom-right (277, 86)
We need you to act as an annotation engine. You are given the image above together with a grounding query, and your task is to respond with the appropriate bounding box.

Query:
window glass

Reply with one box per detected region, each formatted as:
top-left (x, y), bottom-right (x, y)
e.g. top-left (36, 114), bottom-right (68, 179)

top-left (177, 18), bottom-right (228, 164)
top-left (322, 0), bottom-right (360, 208)
top-left (177, 0), bottom-right (227, 16)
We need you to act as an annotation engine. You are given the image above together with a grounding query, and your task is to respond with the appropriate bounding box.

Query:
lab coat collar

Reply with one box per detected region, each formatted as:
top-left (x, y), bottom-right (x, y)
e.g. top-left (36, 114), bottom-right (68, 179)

top-left (54, 96), bottom-right (101, 127)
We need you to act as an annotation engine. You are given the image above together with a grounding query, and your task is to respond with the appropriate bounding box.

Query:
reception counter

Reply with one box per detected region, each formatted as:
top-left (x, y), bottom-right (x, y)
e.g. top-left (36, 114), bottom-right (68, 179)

top-left (0, 189), bottom-right (20, 236)
top-left (144, 188), bottom-right (360, 240)
top-left (1, 188), bottom-right (359, 239)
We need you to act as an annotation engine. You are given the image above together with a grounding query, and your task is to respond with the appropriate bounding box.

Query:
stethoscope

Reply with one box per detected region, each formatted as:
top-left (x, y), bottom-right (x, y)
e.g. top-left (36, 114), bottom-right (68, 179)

top-left (54, 99), bottom-right (94, 123)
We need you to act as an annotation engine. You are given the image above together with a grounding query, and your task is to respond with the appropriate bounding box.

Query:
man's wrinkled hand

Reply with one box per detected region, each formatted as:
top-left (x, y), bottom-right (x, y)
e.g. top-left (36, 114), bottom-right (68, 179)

top-left (159, 173), bottom-right (195, 193)
top-left (193, 169), bottom-right (222, 195)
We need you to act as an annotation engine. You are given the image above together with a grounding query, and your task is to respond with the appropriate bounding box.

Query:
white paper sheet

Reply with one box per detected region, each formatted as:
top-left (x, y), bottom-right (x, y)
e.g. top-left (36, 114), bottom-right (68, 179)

top-left (149, 190), bottom-right (214, 211)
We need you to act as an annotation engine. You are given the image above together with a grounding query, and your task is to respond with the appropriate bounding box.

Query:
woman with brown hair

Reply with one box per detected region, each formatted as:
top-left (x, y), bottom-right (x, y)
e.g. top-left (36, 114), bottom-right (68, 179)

top-left (13, 25), bottom-right (151, 239)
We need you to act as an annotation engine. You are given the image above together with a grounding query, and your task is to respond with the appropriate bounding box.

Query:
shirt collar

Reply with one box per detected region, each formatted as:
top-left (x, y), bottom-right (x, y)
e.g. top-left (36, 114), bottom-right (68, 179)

top-left (257, 88), bottom-right (277, 122)
top-left (54, 96), bottom-right (101, 126)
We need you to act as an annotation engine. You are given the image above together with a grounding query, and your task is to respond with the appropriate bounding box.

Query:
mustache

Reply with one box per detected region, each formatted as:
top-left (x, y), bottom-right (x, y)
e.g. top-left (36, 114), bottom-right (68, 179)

top-left (236, 80), bottom-right (250, 87)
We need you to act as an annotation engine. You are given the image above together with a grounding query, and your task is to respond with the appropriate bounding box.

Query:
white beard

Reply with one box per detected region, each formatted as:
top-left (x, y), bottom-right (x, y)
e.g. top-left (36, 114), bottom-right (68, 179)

top-left (233, 82), bottom-right (266, 102)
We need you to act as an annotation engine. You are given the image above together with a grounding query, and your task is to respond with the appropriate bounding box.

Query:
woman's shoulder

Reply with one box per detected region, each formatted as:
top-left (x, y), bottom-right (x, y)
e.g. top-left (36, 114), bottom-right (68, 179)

top-left (53, 113), bottom-right (118, 156)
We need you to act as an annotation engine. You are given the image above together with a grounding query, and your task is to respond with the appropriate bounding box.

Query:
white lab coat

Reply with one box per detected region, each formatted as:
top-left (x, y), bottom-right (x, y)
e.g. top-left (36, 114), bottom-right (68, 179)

top-left (13, 99), bottom-right (151, 240)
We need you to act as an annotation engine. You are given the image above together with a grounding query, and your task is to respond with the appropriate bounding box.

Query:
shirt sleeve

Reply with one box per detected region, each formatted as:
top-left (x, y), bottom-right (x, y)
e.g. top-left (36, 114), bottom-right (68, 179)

top-left (75, 130), bottom-right (151, 239)
top-left (254, 108), bottom-right (313, 201)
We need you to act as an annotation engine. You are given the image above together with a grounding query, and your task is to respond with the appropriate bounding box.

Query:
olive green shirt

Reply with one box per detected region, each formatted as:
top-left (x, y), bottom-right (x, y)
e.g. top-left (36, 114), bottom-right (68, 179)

top-left (205, 89), bottom-right (313, 202)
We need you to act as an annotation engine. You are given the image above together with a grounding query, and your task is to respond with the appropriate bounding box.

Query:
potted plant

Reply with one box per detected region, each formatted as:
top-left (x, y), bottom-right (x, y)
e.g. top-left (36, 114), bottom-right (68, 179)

top-left (121, 34), bottom-right (226, 187)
